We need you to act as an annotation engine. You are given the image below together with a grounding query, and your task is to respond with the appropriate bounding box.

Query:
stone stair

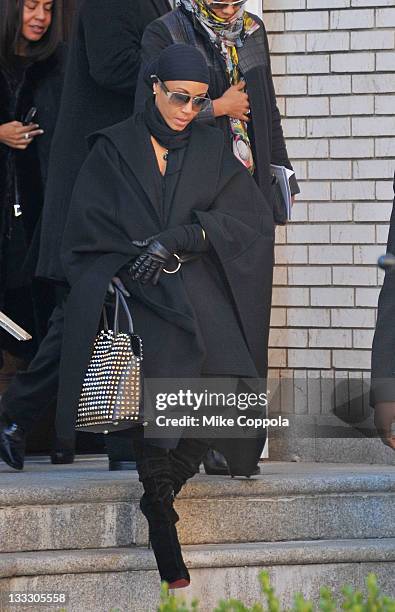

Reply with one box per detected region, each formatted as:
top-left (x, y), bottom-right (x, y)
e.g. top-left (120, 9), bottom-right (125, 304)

top-left (0, 458), bottom-right (394, 611)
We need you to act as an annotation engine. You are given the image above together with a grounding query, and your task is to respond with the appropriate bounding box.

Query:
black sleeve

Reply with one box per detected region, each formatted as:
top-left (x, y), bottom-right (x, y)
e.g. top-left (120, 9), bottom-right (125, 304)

top-left (261, 22), bottom-right (300, 196)
top-left (194, 151), bottom-right (274, 378)
top-left (80, 0), bottom-right (143, 94)
top-left (195, 149), bottom-right (275, 261)
top-left (158, 224), bottom-right (209, 253)
top-left (134, 19), bottom-right (173, 113)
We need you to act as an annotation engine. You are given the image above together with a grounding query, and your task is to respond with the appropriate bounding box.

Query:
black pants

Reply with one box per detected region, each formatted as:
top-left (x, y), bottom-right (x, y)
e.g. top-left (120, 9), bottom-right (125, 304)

top-left (0, 300), bottom-right (135, 460)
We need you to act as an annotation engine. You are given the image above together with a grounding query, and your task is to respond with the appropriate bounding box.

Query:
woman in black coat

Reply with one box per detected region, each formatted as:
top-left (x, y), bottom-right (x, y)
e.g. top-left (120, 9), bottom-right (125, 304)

top-left (136, 0), bottom-right (299, 210)
top-left (58, 44), bottom-right (275, 587)
top-left (36, 0), bottom-right (172, 284)
top-left (0, 0), bottom-right (64, 380)
top-left (136, 0), bottom-right (299, 474)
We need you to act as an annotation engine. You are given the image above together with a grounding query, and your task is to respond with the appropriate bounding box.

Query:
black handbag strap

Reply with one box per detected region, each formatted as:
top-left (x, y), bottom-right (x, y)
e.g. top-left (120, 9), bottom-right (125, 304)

top-left (114, 287), bottom-right (134, 335)
top-left (102, 286), bottom-right (134, 334)
top-left (102, 288), bottom-right (143, 359)
top-left (102, 307), bottom-right (109, 331)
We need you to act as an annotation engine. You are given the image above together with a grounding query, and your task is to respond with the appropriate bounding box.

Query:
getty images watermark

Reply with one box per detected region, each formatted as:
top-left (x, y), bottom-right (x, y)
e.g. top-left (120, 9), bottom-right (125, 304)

top-left (143, 378), bottom-right (290, 439)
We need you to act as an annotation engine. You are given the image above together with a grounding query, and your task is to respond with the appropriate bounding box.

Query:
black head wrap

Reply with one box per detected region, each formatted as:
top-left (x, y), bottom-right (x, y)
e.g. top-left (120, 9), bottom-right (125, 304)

top-left (143, 44), bottom-right (210, 150)
top-left (155, 43), bottom-right (210, 84)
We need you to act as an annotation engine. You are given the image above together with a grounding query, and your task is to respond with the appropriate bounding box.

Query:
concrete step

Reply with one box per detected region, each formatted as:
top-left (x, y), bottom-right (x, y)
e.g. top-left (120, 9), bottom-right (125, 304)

top-left (0, 459), bottom-right (394, 553)
top-left (0, 539), bottom-right (394, 612)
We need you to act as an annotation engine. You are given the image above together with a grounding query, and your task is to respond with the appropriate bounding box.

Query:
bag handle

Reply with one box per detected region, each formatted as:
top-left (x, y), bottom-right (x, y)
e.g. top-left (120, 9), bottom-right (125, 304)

top-left (102, 307), bottom-right (109, 332)
top-left (101, 287), bottom-right (133, 334)
top-left (101, 287), bottom-right (142, 358)
top-left (114, 288), bottom-right (143, 358)
top-left (114, 286), bottom-right (134, 335)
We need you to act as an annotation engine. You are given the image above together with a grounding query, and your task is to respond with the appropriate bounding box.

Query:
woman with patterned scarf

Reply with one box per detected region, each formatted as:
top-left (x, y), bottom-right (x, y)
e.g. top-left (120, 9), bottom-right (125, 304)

top-left (135, 0), bottom-right (299, 474)
top-left (181, 0), bottom-right (259, 172)
top-left (136, 0), bottom-right (299, 192)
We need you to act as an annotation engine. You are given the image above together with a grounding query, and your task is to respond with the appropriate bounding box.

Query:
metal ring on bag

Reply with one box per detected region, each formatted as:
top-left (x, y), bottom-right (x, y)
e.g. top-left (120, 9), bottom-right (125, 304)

top-left (163, 253), bottom-right (181, 274)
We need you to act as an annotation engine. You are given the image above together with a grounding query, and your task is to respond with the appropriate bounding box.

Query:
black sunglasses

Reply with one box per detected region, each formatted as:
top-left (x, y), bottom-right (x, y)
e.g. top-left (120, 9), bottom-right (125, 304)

top-left (206, 0), bottom-right (247, 9)
top-left (152, 76), bottom-right (211, 112)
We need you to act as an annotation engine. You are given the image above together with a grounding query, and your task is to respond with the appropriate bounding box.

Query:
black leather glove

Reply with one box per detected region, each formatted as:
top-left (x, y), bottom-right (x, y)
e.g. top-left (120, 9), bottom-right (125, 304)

top-left (130, 239), bottom-right (173, 285)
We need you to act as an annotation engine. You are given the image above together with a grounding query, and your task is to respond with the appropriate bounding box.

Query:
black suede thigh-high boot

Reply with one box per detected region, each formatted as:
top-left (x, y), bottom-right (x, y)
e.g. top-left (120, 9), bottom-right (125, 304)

top-left (133, 440), bottom-right (190, 588)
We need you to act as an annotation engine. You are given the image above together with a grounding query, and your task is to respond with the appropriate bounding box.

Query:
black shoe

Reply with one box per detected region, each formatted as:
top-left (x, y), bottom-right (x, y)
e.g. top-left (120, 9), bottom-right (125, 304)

top-left (202, 449), bottom-right (230, 475)
top-left (0, 420), bottom-right (25, 470)
top-left (109, 460), bottom-right (137, 471)
top-left (230, 464), bottom-right (261, 477)
top-left (203, 449), bottom-right (261, 477)
top-left (50, 450), bottom-right (75, 465)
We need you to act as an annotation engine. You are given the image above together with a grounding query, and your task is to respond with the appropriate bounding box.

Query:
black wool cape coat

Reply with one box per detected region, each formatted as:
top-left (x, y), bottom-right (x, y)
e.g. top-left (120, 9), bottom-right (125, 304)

top-left (57, 114), bottom-right (275, 473)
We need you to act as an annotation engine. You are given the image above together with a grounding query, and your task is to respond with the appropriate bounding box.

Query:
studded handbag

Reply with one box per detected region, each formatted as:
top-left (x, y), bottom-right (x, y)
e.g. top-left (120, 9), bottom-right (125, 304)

top-left (76, 287), bottom-right (144, 433)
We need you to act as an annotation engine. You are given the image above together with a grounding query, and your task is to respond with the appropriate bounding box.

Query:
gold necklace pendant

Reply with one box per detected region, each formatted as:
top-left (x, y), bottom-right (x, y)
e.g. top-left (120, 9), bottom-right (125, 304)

top-left (163, 150), bottom-right (168, 161)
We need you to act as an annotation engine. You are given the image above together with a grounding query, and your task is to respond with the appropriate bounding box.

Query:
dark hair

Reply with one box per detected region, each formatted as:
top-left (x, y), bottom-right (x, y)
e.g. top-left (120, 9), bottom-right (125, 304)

top-left (0, 0), bottom-right (63, 69)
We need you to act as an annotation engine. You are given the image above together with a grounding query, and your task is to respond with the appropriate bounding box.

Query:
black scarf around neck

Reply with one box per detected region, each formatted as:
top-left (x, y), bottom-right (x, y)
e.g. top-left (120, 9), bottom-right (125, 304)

top-left (143, 97), bottom-right (192, 150)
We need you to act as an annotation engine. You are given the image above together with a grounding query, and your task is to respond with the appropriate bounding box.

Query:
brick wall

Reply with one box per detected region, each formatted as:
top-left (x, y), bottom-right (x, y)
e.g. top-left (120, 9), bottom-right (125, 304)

top-left (260, 0), bottom-right (395, 390)
top-left (247, 0), bottom-right (263, 15)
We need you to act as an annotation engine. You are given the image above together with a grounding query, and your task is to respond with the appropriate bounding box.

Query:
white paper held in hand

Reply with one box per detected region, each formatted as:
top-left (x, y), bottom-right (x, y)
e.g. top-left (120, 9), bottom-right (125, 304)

top-left (0, 311), bottom-right (32, 341)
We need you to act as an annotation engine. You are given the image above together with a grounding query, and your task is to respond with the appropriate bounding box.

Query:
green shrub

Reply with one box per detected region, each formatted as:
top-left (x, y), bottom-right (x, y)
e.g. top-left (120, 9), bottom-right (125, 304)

top-left (157, 572), bottom-right (395, 612)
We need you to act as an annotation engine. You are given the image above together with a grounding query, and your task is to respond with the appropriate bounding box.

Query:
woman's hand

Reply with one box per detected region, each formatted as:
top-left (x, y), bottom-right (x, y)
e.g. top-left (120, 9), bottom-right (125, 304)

top-left (0, 121), bottom-right (44, 150)
top-left (130, 239), bottom-right (173, 285)
top-left (213, 82), bottom-right (250, 122)
top-left (108, 276), bottom-right (131, 297)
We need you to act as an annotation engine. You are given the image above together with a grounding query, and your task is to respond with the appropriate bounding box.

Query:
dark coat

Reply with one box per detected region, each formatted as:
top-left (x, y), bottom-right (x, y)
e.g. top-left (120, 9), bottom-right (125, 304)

top-left (56, 113), bottom-right (275, 473)
top-left (0, 46), bottom-right (66, 345)
top-left (36, 0), bottom-right (172, 283)
top-left (0, 47), bottom-right (66, 273)
top-left (371, 175), bottom-right (395, 405)
top-left (135, 7), bottom-right (299, 211)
